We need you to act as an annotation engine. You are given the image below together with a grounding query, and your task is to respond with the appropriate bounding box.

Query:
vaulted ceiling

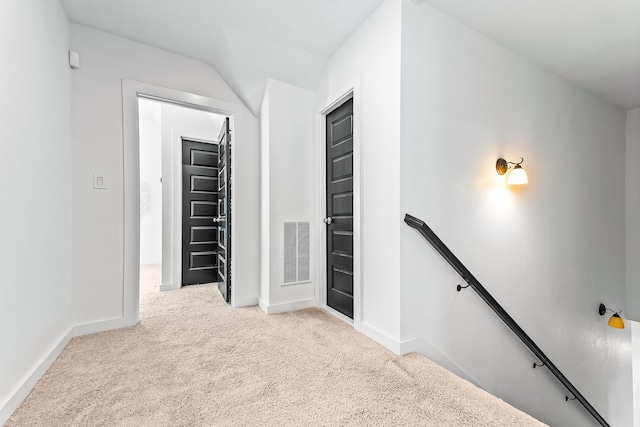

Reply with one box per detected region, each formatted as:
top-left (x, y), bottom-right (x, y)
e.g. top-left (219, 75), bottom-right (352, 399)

top-left (59, 0), bottom-right (386, 114)
top-left (60, 0), bottom-right (640, 114)
top-left (421, 0), bottom-right (640, 111)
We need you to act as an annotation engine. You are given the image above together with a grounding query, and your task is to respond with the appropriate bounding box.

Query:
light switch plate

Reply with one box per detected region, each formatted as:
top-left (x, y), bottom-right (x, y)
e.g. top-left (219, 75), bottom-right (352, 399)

top-left (93, 174), bottom-right (106, 189)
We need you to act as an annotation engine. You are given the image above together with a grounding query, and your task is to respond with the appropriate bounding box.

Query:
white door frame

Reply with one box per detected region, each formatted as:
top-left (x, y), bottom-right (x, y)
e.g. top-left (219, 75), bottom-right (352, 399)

top-left (316, 80), bottom-right (363, 331)
top-left (122, 79), bottom-right (244, 322)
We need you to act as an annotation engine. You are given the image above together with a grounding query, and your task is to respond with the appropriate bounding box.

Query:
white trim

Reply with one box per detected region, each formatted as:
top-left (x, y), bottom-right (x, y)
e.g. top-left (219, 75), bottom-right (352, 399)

top-left (400, 336), bottom-right (481, 388)
top-left (0, 329), bottom-right (73, 425)
top-left (316, 74), bottom-right (363, 331)
top-left (319, 89), bottom-right (356, 115)
top-left (356, 327), bottom-right (483, 387)
top-left (234, 296), bottom-right (259, 307)
top-left (322, 304), bottom-right (354, 325)
top-left (258, 298), bottom-right (316, 315)
top-left (360, 322), bottom-right (402, 355)
top-left (0, 315), bottom-right (139, 424)
top-left (71, 317), bottom-right (139, 337)
top-left (122, 80), bottom-right (246, 314)
top-left (159, 284), bottom-right (180, 292)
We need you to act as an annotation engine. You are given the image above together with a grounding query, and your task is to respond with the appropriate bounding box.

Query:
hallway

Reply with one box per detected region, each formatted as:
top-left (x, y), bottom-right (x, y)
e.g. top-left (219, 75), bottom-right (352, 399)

top-left (6, 273), bottom-right (543, 426)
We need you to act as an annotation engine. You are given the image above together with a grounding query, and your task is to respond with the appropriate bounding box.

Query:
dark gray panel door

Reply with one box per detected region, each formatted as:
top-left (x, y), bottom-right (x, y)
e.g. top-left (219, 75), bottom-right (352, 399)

top-left (326, 99), bottom-right (354, 318)
top-left (216, 118), bottom-right (231, 303)
top-left (181, 139), bottom-right (218, 286)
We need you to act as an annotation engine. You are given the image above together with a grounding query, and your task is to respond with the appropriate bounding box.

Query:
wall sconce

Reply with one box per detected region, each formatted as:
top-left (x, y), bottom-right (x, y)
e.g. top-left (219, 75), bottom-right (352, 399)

top-left (496, 157), bottom-right (528, 185)
top-left (599, 304), bottom-right (625, 329)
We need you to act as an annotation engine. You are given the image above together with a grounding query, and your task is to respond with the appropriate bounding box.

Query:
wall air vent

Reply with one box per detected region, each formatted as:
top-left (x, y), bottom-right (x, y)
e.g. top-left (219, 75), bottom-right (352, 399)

top-left (283, 221), bottom-right (310, 285)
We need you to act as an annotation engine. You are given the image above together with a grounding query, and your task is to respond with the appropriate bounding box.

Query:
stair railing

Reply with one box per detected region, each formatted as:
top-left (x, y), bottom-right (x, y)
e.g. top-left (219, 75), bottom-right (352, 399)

top-left (404, 213), bottom-right (609, 427)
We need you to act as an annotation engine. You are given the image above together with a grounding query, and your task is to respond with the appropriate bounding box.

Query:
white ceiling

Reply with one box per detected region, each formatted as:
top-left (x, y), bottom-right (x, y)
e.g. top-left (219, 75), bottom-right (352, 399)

top-left (60, 0), bottom-right (640, 113)
top-left (59, 0), bottom-right (386, 114)
top-left (421, 0), bottom-right (640, 110)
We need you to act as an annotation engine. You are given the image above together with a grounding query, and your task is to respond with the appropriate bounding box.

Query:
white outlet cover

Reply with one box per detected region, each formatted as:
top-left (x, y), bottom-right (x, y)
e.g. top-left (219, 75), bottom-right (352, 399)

top-left (93, 174), bottom-right (106, 189)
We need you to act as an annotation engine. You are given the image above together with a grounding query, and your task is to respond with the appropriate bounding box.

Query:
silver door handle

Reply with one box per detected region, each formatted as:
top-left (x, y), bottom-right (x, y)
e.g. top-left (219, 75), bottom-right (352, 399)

top-left (324, 217), bottom-right (333, 224)
top-left (213, 217), bottom-right (225, 223)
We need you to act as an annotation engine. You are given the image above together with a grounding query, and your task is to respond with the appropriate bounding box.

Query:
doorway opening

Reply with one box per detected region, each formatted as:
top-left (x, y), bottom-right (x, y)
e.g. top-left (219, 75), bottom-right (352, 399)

top-left (137, 97), bottom-right (229, 308)
top-left (123, 80), bottom-right (246, 326)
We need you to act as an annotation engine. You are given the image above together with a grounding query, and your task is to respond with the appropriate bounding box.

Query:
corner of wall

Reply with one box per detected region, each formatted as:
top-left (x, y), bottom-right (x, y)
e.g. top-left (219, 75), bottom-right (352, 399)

top-left (0, 328), bottom-right (73, 426)
top-left (259, 79), bottom-right (316, 313)
top-left (631, 321), bottom-right (640, 427)
top-left (400, 335), bottom-right (481, 388)
top-left (0, 0), bottom-right (74, 422)
top-left (259, 84), bottom-right (271, 307)
top-left (626, 108), bottom-right (640, 321)
top-left (361, 323), bottom-right (403, 355)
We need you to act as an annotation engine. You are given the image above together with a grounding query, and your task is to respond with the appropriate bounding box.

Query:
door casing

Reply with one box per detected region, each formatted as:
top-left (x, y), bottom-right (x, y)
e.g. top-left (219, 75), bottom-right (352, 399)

top-left (122, 80), bottom-right (244, 322)
top-left (317, 84), bottom-right (362, 331)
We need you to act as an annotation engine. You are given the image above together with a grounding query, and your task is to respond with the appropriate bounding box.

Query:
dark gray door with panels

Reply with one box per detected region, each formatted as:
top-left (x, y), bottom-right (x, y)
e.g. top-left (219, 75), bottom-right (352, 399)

top-left (325, 99), bottom-right (354, 319)
top-left (181, 139), bottom-right (219, 286)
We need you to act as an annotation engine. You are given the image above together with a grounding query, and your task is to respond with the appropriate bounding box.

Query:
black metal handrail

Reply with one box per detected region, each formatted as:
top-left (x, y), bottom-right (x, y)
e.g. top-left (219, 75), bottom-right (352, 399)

top-left (404, 213), bottom-right (609, 427)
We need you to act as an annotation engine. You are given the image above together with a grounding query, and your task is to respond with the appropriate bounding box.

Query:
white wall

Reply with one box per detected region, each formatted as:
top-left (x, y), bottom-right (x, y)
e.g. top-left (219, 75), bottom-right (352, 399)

top-left (627, 108), bottom-right (640, 321)
top-left (399, 1), bottom-right (631, 426)
top-left (314, 0), bottom-right (402, 343)
top-left (0, 0), bottom-right (72, 422)
top-left (259, 79), bottom-right (315, 313)
top-left (69, 23), bottom-right (259, 326)
top-left (138, 99), bottom-right (162, 265)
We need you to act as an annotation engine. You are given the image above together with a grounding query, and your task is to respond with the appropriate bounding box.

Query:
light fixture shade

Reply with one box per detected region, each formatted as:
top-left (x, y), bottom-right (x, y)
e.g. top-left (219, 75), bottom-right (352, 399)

top-left (608, 313), bottom-right (625, 329)
top-left (507, 165), bottom-right (528, 185)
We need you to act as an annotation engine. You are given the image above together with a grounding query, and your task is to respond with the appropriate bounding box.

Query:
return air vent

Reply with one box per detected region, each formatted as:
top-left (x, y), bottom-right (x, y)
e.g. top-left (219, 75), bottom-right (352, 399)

top-left (283, 221), bottom-right (310, 285)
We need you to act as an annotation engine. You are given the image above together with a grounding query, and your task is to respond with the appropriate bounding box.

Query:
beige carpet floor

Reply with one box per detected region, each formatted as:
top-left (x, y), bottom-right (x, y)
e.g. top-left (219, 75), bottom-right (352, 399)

top-left (7, 265), bottom-right (546, 426)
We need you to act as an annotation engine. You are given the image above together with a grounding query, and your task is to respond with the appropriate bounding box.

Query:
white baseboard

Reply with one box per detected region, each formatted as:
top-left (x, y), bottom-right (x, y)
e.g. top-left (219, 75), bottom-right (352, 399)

top-left (360, 322), bottom-right (403, 355)
top-left (0, 328), bottom-right (73, 426)
top-left (357, 325), bottom-right (480, 388)
top-left (258, 298), bottom-right (315, 314)
top-left (0, 315), bottom-right (140, 424)
top-left (159, 283), bottom-right (180, 292)
top-left (1, 310), bottom-right (481, 426)
top-left (71, 315), bottom-right (139, 337)
top-left (232, 296), bottom-right (259, 308)
top-left (321, 304), bottom-right (354, 326)
top-left (258, 298), bottom-right (269, 313)
top-left (400, 335), bottom-right (481, 388)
